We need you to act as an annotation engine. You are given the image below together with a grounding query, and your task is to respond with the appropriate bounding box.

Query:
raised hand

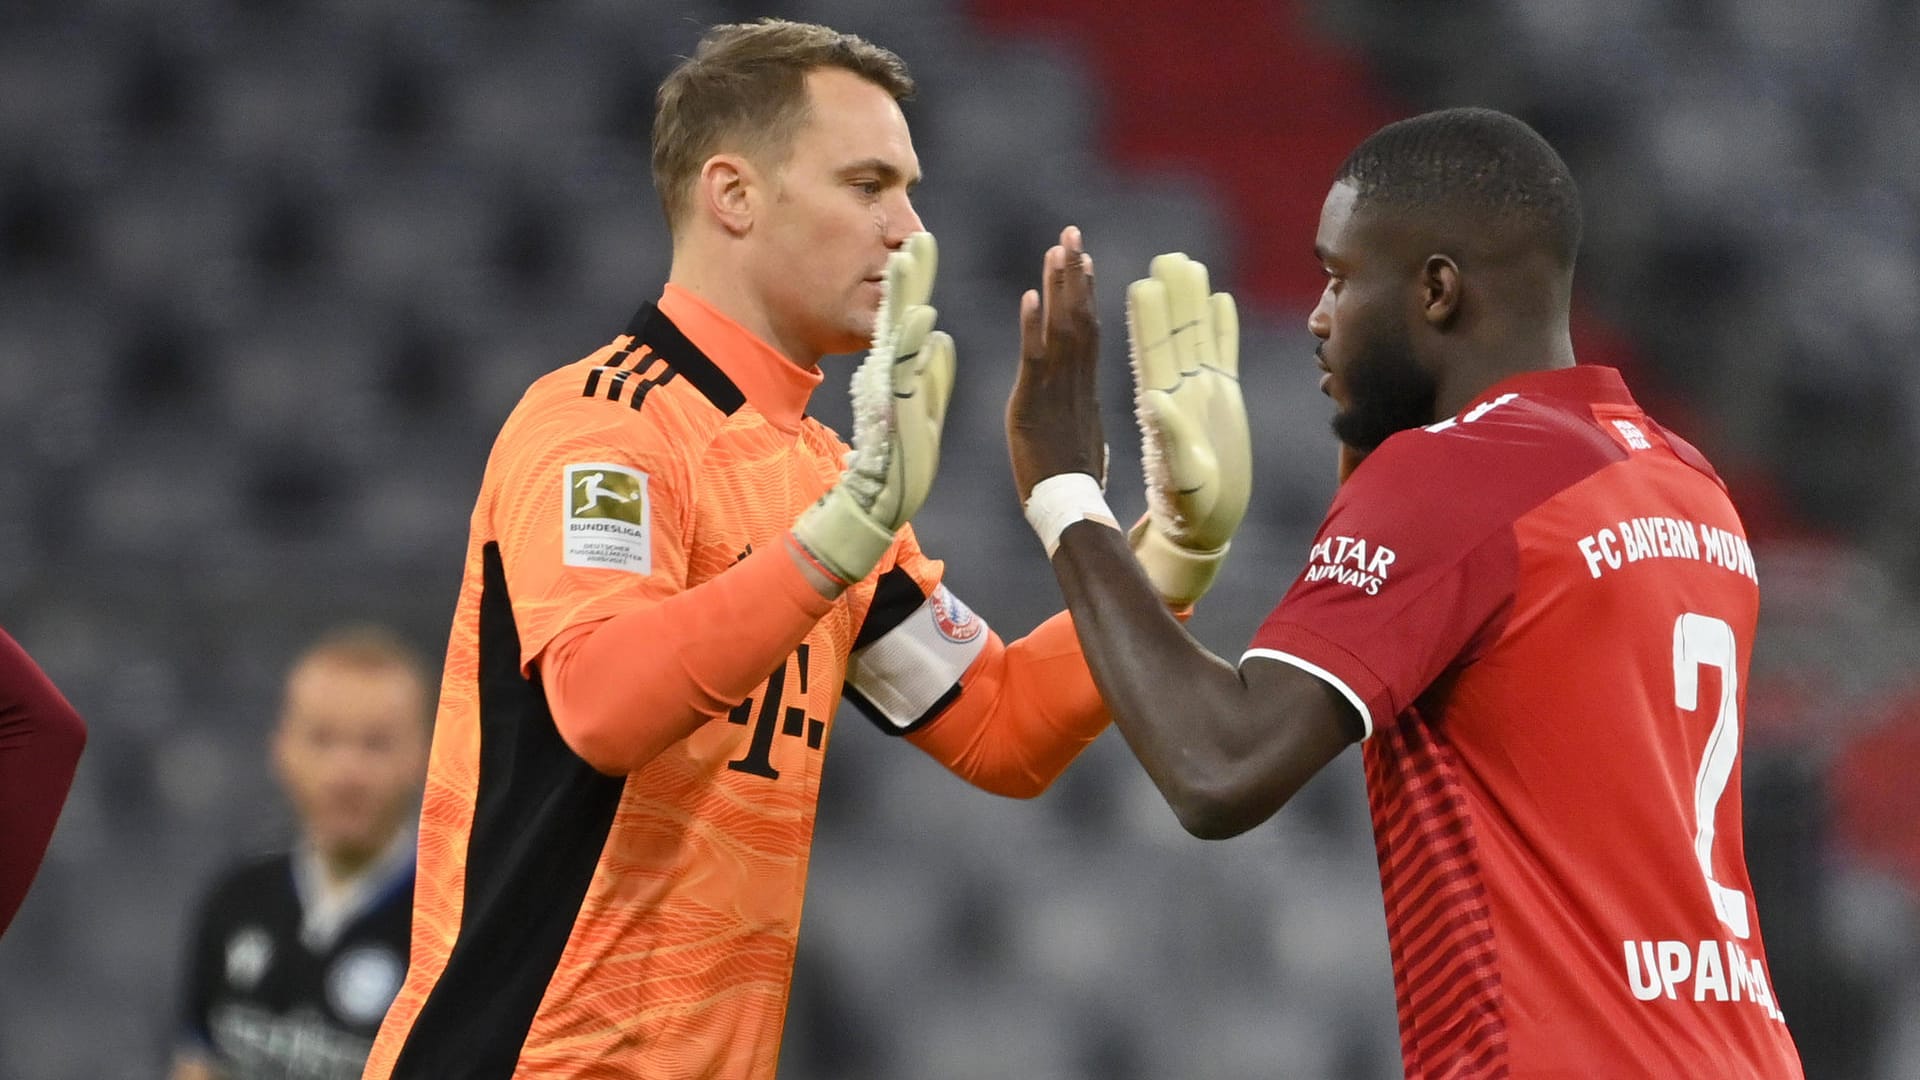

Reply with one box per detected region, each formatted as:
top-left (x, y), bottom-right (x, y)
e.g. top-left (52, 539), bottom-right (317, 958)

top-left (792, 231), bottom-right (955, 586)
top-left (1126, 252), bottom-right (1251, 607)
top-left (1007, 226), bottom-right (1106, 504)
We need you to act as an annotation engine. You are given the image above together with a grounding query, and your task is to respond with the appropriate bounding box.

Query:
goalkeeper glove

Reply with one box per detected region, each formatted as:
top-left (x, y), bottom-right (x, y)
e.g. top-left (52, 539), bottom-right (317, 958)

top-left (1125, 252), bottom-right (1251, 608)
top-left (792, 231), bottom-right (956, 585)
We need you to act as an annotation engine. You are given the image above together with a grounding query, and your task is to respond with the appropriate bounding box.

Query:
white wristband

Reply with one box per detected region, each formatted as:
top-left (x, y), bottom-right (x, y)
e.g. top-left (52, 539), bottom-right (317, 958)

top-left (1023, 473), bottom-right (1120, 557)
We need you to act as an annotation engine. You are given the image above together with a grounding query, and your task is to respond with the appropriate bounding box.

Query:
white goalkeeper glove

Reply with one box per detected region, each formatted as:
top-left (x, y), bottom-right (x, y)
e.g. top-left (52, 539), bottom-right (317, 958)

top-left (792, 231), bottom-right (955, 585)
top-left (1126, 252), bottom-right (1251, 608)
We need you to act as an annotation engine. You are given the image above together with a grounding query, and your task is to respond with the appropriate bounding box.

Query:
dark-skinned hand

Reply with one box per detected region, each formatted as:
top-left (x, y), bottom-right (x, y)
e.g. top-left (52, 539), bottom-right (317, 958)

top-left (1007, 226), bottom-right (1106, 503)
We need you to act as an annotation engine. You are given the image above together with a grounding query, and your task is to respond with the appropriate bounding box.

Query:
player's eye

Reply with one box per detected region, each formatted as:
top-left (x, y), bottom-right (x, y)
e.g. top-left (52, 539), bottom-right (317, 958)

top-left (852, 179), bottom-right (882, 197)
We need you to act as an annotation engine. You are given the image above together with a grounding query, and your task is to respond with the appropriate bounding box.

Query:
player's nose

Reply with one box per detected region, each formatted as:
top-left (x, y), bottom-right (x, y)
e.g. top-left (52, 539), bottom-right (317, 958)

top-left (883, 195), bottom-right (924, 248)
top-left (1307, 288), bottom-right (1333, 340)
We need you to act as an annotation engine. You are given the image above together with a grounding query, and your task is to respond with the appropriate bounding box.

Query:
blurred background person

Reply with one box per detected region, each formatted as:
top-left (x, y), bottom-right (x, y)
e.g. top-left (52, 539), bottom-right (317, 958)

top-left (0, 626), bottom-right (86, 938)
top-left (170, 627), bottom-right (430, 1080)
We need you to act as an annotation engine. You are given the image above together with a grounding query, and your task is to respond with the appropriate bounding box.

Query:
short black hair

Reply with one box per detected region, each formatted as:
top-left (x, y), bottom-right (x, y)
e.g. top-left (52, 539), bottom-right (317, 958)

top-left (1336, 107), bottom-right (1582, 267)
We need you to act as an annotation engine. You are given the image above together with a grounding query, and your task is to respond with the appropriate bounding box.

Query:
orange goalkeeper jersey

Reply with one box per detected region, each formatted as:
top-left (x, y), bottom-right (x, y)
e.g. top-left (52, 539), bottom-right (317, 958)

top-left (365, 286), bottom-right (997, 1079)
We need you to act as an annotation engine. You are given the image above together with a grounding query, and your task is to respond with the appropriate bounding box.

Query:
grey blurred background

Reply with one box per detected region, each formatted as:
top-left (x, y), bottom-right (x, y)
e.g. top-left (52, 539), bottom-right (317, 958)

top-left (2, 0), bottom-right (1918, 1077)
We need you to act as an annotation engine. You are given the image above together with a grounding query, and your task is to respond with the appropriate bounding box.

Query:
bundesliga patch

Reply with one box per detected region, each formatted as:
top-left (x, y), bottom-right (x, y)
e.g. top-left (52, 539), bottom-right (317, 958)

top-left (563, 462), bottom-right (651, 573)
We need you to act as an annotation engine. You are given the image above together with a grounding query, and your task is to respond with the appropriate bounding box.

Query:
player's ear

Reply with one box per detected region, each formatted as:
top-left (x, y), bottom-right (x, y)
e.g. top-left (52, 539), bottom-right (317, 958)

top-left (1421, 254), bottom-right (1461, 328)
top-left (699, 154), bottom-right (756, 237)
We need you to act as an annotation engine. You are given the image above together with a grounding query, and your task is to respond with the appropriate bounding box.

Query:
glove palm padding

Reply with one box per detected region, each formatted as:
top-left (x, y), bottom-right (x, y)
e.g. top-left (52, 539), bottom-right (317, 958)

top-left (1126, 252), bottom-right (1251, 607)
top-left (793, 232), bottom-right (955, 584)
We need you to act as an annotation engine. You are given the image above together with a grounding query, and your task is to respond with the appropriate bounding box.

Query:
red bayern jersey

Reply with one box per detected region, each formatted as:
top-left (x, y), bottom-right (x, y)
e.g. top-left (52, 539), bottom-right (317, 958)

top-left (1247, 366), bottom-right (1804, 1079)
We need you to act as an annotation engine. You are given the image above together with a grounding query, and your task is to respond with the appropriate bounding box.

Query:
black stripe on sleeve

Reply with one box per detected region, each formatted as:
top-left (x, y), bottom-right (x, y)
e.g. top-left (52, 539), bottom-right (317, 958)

top-left (627, 363), bottom-right (680, 412)
top-left (625, 302), bottom-right (746, 416)
top-left (604, 352), bottom-right (663, 402)
top-left (388, 543), bottom-right (626, 1079)
top-left (850, 566), bottom-right (928, 651)
top-left (581, 339), bottom-right (642, 398)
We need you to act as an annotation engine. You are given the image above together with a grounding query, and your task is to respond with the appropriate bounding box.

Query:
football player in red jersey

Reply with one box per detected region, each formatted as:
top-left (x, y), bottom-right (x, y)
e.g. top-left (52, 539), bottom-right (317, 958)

top-left (0, 626), bottom-right (85, 939)
top-left (1007, 108), bottom-right (1805, 1078)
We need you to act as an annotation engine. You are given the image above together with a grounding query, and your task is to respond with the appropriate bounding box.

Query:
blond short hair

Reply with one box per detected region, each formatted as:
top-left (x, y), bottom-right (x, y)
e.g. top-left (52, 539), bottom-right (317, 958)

top-left (651, 18), bottom-right (914, 232)
top-left (285, 624), bottom-right (433, 723)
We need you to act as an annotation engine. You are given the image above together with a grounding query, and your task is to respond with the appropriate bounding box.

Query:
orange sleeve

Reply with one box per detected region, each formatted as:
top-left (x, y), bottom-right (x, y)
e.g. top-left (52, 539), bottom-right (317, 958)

top-left (905, 611), bottom-right (1110, 798)
top-left (487, 383), bottom-right (697, 672)
top-left (540, 536), bottom-right (832, 775)
top-left (485, 369), bottom-right (834, 775)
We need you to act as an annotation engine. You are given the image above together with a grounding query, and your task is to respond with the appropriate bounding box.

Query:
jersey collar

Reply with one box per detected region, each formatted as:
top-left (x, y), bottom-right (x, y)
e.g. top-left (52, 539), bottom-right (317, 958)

top-left (1466, 364), bottom-right (1634, 412)
top-left (291, 826), bottom-right (416, 953)
top-left (655, 284), bottom-right (821, 433)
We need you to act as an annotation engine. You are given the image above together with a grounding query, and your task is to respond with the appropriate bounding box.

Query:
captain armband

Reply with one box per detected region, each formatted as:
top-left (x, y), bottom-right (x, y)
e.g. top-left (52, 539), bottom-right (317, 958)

top-left (844, 583), bottom-right (990, 734)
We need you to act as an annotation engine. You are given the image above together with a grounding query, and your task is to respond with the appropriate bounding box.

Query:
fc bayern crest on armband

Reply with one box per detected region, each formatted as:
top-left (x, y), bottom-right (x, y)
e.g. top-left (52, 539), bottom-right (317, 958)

top-left (928, 585), bottom-right (983, 643)
top-left (563, 462), bottom-right (651, 573)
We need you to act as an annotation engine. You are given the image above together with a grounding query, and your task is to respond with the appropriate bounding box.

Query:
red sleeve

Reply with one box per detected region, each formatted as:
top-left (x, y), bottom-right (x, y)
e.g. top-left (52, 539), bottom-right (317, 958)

top-left (1247, 397), bottom-right (1628, 735)
top-left (0, 628), bottom-right (86, 937)
top-left (1245, 429), bottom-right (1527, 737)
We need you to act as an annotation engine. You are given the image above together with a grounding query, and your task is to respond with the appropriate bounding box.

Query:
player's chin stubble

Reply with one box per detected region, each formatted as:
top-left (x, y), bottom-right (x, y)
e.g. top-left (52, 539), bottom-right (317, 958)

top-left (1330, 322), bottom-right (1438, 453)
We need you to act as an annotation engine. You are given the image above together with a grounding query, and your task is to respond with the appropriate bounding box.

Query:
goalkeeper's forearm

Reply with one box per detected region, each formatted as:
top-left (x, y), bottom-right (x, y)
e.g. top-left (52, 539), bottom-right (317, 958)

top-left (905, 612), bottom-right (1110, 799)
top-left (541, 537), bottom-right (834, 776)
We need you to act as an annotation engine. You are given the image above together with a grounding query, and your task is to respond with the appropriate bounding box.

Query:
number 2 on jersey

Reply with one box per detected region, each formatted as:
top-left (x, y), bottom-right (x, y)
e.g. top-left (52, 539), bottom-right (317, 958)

top-left (1673, 612), bottom-right (1749, 939)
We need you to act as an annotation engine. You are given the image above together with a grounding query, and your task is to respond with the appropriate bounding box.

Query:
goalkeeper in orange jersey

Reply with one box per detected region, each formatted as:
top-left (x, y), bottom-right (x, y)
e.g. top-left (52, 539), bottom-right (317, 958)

top-left (362, 17), bottom-right (1251, 1080)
